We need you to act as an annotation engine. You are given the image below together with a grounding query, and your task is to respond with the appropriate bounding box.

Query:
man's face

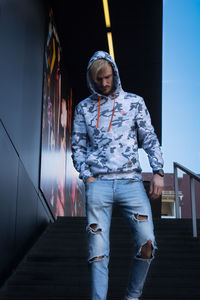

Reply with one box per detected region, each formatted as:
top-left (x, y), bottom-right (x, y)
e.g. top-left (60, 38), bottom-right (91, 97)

top-left (95, 64), bottom-right (114, 96)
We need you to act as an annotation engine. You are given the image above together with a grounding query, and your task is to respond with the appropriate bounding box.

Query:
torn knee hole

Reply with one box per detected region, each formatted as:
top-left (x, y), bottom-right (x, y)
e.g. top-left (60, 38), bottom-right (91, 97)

top-left (137, 240), bottom-right (153, 259)
top-left (89, 255), bottom-right (104, 262)
top-left (88, 223), bottom-right (102, 234)
top-left (134, 214), bottom-right (148, 221)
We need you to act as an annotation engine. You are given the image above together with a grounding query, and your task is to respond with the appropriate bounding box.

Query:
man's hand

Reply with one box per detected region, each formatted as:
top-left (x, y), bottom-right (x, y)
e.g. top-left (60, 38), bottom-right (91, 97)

top-left (86, 176), bottom-right (97, 183)
top-left (149, 174), bottom-right (164, 199)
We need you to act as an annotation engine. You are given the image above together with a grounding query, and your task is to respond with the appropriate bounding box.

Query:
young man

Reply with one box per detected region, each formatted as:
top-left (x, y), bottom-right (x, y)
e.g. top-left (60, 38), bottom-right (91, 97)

top-left (72, 51), bottom-right (164, 300)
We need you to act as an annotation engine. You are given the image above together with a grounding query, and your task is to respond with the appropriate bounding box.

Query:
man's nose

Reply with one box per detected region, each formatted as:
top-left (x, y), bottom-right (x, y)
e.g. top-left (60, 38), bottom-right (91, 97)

top-left (102, 78), bottom-right (107, 86)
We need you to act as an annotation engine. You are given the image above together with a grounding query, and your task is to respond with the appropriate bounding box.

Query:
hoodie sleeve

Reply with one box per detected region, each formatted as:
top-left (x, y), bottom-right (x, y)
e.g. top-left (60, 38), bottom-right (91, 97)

top-left (136, 97), bottom-right (164, 171)
top-left (71, 103), bottom-right (93, 182)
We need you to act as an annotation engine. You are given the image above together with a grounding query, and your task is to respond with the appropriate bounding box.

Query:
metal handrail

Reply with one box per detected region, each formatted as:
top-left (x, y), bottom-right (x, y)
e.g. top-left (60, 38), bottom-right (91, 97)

top-left (173, 162), bottom-right (200, 238)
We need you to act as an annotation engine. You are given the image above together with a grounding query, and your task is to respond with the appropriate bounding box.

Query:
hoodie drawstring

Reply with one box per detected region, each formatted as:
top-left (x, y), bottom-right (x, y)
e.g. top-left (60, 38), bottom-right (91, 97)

top-left (97, 94), bottom-right (116, 132)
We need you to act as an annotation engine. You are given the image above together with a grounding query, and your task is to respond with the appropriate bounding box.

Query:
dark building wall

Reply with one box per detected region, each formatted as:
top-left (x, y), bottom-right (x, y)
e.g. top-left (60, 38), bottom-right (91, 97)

top-left (0, 0), bottom-right (45, 187)
top-left (0, 0), bottom-right (53, 284)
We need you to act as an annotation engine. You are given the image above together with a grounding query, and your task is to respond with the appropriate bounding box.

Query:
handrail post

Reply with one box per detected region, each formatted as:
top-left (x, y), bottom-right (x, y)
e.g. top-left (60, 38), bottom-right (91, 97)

top-left (190, 177), bottom-right (197, 238)
top-left (173, 162), bottom-right (199, 238)
top-left (174, 164), bottom-right (180, 218)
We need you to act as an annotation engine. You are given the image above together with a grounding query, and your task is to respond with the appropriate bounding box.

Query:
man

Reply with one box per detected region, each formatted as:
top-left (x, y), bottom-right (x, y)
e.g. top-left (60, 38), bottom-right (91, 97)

top-left (72, 51), bottom-right (164, 300)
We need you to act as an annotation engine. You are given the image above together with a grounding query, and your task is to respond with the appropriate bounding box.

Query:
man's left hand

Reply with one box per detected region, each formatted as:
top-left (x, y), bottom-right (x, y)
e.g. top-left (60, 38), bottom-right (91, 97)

top-left (149, 174), bottom-right (164, 199)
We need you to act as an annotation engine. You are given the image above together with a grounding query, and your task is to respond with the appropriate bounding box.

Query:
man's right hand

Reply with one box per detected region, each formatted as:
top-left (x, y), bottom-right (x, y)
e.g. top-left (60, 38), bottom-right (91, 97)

top-left (86, 176), bottom-right (96, 183)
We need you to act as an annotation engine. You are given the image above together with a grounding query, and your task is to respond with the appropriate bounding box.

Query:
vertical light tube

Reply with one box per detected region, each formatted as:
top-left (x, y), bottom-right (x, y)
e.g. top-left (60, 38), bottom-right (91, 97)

top-left (107, 32), bottom-right (115, 61)
top-left (102, 0), bottom-right (111, 28)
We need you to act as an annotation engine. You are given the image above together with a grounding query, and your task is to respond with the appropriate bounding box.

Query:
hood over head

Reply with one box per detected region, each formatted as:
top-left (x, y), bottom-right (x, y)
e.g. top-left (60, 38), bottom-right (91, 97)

top-left (87, 51), bottom-right (122, 98)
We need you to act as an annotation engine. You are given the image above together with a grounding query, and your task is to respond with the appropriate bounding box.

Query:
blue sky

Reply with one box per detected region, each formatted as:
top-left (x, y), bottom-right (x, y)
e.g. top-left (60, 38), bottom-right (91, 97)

top-left (139, 0), bottom-right (200, 174)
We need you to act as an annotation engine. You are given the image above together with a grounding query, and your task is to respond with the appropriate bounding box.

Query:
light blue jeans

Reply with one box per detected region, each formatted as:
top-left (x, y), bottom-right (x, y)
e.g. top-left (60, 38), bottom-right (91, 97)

top-left (85, 179), bottom-right (157, 300)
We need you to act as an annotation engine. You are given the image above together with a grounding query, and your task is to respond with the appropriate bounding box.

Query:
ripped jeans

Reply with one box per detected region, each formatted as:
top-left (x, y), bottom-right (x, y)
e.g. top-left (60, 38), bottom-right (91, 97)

top-left (85, 179), bottom-right (157, 300)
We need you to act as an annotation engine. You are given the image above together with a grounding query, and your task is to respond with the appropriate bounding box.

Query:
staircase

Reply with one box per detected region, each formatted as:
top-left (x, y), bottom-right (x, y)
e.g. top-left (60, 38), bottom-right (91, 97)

top-left (0, 216), bottom-right (200, 300)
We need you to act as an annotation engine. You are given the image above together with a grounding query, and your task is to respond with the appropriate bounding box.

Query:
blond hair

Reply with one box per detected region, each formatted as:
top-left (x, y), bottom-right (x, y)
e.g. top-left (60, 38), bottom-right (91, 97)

top-left (89, 59), bottom-right (111, 83)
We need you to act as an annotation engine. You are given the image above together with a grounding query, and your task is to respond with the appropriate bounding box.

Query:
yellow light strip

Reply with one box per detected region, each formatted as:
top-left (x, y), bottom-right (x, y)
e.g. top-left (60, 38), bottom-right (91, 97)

top-left (107, 32), bottom-right (115, 61)
top-left (102, 0), bottom-right (111, 28)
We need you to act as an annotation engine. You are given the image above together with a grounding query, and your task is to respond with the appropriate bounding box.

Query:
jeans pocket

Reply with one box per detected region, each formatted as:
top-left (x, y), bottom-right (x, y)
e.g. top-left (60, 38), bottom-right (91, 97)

top-left (86, 180), bottom-right (97, 185)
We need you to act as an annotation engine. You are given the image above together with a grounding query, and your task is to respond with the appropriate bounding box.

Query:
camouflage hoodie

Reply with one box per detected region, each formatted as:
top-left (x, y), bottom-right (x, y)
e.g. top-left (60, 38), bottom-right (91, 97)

top-left (71, 51), bottom-right (164, 182)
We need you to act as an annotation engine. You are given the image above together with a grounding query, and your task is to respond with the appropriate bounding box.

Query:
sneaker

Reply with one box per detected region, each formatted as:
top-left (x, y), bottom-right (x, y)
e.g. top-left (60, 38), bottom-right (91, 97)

top-left (124, 296), bottom-right (139, 300)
